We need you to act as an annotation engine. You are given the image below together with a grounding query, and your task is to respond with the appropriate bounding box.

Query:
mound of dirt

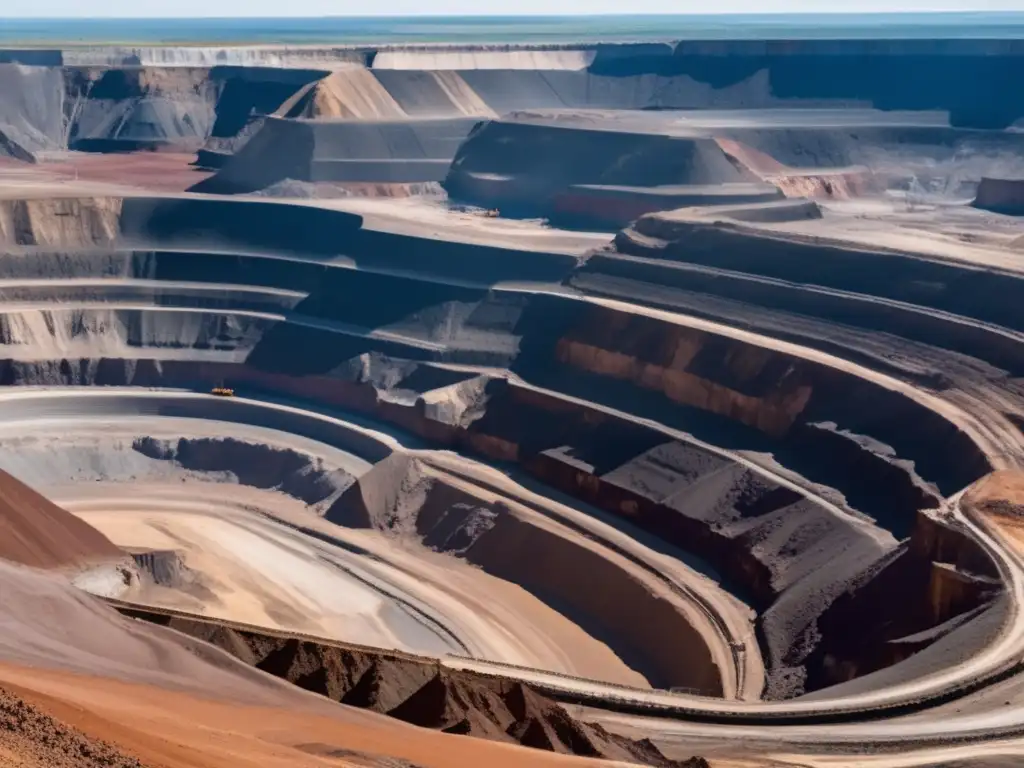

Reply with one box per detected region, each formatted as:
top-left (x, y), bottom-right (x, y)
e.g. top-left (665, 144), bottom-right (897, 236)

top-left (0, 467), bottom-right (123, 570)
top-left (324, 457), bottom-right (722, 694)
top-left (324, 454), bottom-right (429, 532)
top-left (372, 70), bottom-right (496, 118)
top-left (278, 70), bottom-right (407, 120)
top-left (0, 685), bottom-right (146, 768)
top-left (66, 67), bottom-right (217, 152)
top-left (195, 116), bottom-right (477, 194)
top-left (444, 118), bottom-right (765, 219)
top-left (119, 609), bottom-right (707, 768)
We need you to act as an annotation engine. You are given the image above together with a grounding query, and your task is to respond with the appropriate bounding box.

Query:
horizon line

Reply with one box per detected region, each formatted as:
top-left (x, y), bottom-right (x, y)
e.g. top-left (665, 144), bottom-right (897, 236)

top-left (6, 10), bottom-right (1024, 19)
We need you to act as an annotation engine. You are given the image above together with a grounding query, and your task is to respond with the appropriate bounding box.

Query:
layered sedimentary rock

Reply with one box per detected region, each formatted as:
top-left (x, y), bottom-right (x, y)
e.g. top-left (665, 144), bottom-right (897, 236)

top-left (0, 39), bottom-right (1018, 711)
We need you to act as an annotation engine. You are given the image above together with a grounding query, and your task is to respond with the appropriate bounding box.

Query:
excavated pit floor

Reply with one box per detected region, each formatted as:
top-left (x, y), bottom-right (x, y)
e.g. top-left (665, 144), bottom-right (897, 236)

top-left (0, 390), bottom-right (733, 693)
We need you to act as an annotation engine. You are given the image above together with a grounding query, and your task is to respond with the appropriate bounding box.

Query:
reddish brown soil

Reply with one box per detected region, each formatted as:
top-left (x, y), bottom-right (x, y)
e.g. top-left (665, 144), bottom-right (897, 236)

top-left (56, 152), bottom-right (212, 192)
top-left (122, 610), bottom-right (705, 767)
top-left (5, 153), bottom-right (212, 193)
top-left (0, 468), bottom-right (123, 569)
top-left (0, 663), bottom-right (634, 768)
top-left (0, 469), bottom-right (708, 768)
top-left (967, 471), bottom-right (1024, 559)
top-left (0, 685), bottom-right (145, 768)
top-left (965, 471), bottom-right (1024, 515)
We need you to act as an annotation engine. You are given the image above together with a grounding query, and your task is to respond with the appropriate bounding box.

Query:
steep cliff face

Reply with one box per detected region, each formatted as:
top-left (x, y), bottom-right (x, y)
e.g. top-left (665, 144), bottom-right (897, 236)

top-left (515, 295), bottom-right (985, 502)
top-left (548, 278), bottom-right (992, 499)
top-left (0, 340), bottom-right (983, 700)
top-left (0, 64), bottom-right (66, 156)
top-left (64, 67), bottom-right (218, 152)
top-left (196, 116), bottom-right (477, 193)
top-left (928, 562), bottom-right (995, 623)
top-left (552, 310), bottom-right (813, 437)
top-left (195, 66), bottom-right (326, 167)
top-left (912, 508), bottom-right (1000, 579)
top-left (0, 197), bottom-right (122, 247)
top-left (0, 63), bottom-right (326, 160)
top-left (654, 42), bottom-right (1024, 129)
top-left (973, 177), bottom-right (1024, 215)
top-left (767, 171), bottom-right (878, 200)
top-left (584, 242), bottom-right (1024, 384)
top-left (803, 507), bottom-right (1001, 691)
top-left (614, 212), bottom-right (1024, 340)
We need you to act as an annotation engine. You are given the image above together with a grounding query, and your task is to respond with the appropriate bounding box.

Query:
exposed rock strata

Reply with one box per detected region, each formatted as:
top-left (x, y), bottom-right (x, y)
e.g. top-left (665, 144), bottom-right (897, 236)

top-left (802, 509), bottom-right (1001, 691)
top-left (111, 606), bottom-right (708, 768)
top-left (8, 348), bottom-right (987, 699)
top-left (327, 453), bottom-right (723, 695)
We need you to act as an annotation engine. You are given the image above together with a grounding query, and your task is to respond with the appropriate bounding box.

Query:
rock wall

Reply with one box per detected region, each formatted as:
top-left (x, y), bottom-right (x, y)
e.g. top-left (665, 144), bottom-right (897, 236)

top-left (613, 216), bottom-right (1024, 337)
top-left (516, 297), bottom-right (988, 497)
top-left (64, 66), bottom-right (218, 152)
top-left (551, 311), bottom-right (813, 437)
top-left (576, 250), bottom-right (1024, 379)
top-left (548, 184), bottom-right (783, 230)
top-left (973, 177), bottom-right (1024, 215)
top-left (928, 562), bottom-right (995, 624)
top-left (802, 508), bottom-right (1001, 691)
top-left (196, 116), bottom-right (478, 193)
top-left (0, 197), bottom-right (122, 247)
top-left (911, 508), bottom-right (1001, 579)
top-left (15, 354), bottom-right (893, 697)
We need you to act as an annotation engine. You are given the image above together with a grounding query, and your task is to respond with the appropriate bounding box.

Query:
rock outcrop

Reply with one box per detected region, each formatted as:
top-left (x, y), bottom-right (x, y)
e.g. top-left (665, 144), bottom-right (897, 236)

top-left (973, 177), bottom-right (1024, 215)
top-left (112, 606), bottom-right (708, 768)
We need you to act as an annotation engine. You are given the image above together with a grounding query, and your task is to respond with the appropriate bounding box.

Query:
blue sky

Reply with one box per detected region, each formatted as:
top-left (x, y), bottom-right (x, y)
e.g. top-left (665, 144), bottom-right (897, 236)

top-left (7, 0), bottom-right (1024, 17)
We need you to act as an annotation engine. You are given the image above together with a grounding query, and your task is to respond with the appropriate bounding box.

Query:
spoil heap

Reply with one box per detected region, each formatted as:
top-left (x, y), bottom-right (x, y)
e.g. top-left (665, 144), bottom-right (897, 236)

top-left (116, 606), bottom-right (710, 768)
top-left (0, 468), bottom-right (122, 570)
top-left (0, 686), bottom-right (146, 768)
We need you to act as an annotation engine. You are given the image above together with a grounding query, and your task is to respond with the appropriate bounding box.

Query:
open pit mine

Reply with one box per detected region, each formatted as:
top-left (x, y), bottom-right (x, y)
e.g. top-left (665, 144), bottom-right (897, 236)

top-left (1, 34), bottom-right (1024, 768)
